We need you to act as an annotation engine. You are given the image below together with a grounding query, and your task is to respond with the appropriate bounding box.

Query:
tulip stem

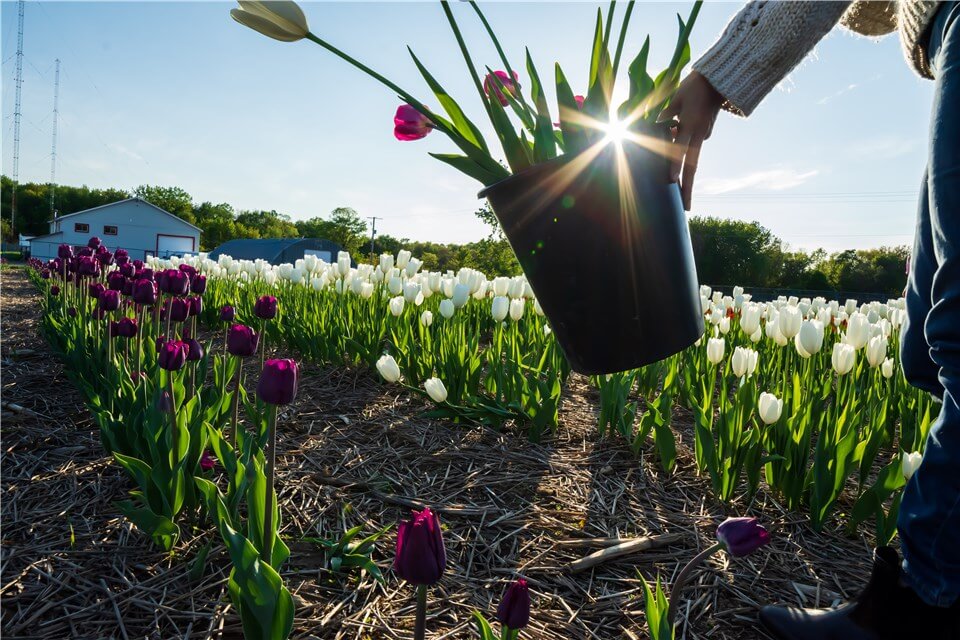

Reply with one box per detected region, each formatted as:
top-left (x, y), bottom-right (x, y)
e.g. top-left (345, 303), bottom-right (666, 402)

top-left (167, 373), bottom-right (180, 470)
top-left (414, 584), bottom-right (428, 640)
top-left (229, 358), bottom-right (243, 451)
top-left (262, 404), bottom-right (278, 567)
top-left (667, 542), bottom-right (722, 626)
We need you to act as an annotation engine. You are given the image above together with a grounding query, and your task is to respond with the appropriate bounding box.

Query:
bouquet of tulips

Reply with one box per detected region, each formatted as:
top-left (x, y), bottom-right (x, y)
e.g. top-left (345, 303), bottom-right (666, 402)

top-left (230, 0), bottom-right (702, 185)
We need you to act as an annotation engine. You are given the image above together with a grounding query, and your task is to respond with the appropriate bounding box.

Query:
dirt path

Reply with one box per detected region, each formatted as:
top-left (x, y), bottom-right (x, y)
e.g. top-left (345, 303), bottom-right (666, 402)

top-left (1, 267), bottom-right (878, 639)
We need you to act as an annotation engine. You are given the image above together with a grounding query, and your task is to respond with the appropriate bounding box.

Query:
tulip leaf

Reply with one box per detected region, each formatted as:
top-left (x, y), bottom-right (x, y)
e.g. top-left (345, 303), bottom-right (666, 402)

top-left (618, 36), bottom-right (653, 124)
top-left (485, 74), bottom-right (531, 174)
top-left (407, 47), bottom-right (489, 153)
top-left (471, 611), bottom-right (498, 640)
top-left (114, 499), bottom-right (180, 551)
top-left (525, 48), bottom-right (557, 161)
top-left (556, 63), bottom-right (587, 154)
top-left (428, 153), bottom-right (504, 186)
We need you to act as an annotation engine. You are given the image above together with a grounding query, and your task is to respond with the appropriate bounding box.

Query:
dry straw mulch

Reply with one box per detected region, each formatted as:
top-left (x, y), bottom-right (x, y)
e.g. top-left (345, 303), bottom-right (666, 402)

top-left (1, 267), bottom-right (880, 639)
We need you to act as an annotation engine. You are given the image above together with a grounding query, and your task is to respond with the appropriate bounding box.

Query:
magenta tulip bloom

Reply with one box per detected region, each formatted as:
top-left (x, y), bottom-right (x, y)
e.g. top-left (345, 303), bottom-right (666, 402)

top-left (190, 274), bottom-right (206, 294)
top-left (716, 517), bottom-right (770, 557)
top-left (497, 578), bottom-right (531, 631)
top-left (187, 296), bottom-right (202, 317)
top-left (67, 307), bottom-right (77, 317)
top-left (178, 263), bottom-right (197, 278)
top-left (574, 94), bottom-right (585, 109)
top-left (394, 506), bottom-right (446, 585)
top-left (88, 282), bottom-right (106, 299)
top-left (50, 285), bottom-right (61, 297)
top-left (256, 359), bottom-right (298, 405)
top-left (96, 250), bottom-right (114, 267)
top-left (156, 335), bottom-right (167, 351)
top-left (158, 340), bottom-right (189, 371)
top-left (119, 262), bottom-right (135, 278)
top-left (220, 305), bottom-right (235, 323)
top-left (87, 236), bottom-right (102, 249)
top-left (77, 246), bottom-right (93, 258)
top-left (254, 295), bottom-right (278, 320)
top-left (157, 390), bottom-right (174, 413)
top-left (98, 290), bottom-right (121, 312)
top-left (227, 324), bottom-right (259, 357)
top-left (132, 279), bottom-right (158, 305)
top-left (199, 450), bottom-right (217, 471)
top-left (41, 269), bottom-right (51, 280)
top-left (483, 70), bottom-right (519, 106)
top-left (77, 256), bottom-right (100, 277)
top-left (394, 104), bottom-right (433, 141)
top-left (58, 244), bottom-right (74, 260)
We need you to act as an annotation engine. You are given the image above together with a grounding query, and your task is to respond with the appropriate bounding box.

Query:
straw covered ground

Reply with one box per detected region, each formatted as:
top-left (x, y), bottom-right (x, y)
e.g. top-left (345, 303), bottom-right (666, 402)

top-left (1, 267), bottom-right (883, 639)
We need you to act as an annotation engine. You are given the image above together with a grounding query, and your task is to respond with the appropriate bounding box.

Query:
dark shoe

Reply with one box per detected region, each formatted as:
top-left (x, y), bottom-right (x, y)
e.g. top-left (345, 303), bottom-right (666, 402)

top-left (759, 547), bottom-right (960, 640)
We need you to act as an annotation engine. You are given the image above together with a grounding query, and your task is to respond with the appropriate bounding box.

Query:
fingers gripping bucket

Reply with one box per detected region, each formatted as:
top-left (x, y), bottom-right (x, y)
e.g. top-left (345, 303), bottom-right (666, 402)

top-left (479, 141), bottom-right (704, 375)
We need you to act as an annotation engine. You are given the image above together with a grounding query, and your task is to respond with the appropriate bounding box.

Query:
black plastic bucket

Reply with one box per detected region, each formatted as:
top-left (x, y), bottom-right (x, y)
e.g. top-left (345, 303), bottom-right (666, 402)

top-left (479, 140), bottom-right (704, 375)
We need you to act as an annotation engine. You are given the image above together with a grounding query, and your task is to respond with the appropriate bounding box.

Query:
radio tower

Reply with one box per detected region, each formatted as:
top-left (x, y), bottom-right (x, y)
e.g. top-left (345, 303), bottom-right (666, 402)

top-left (10, 0), bottom-right (25, 237)
top-left (49, 59), bottom-right (60, 217)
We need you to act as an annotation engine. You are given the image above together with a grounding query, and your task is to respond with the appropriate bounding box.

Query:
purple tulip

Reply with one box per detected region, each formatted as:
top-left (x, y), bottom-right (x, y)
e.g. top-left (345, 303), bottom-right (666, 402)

top-left (220, 305), bottom-right (235, 322)
top-left (497, 578), bottom-right (531, 631)
top-left (157, 390), bottom-right (174, 413)
top-left (394, 506), bottom-right (445, 585)
top-left (77, 256), bottom-right (100, 277)
top-left (227, 324), bottom-right (259, 357)
top-left (156, 335), bottom-right (167, 351)
top-left (108, 321), bottom-right (121, 339)
top-left (187, 295), bottom-right (202, 317)
top-left (716, 517), bottom-right (770, 558)
top-left (119, 263), bottom-right (135, 278)
top-left (115, 248), bottom-right (129, 260)
top-left (162, 269), bottom-right (190, 296)
top-left (115, 317), bottom-right (138, 339)
top-left (77, 246), bottom-right (94, 258)
top-left (93, 308), bottom-right (107, 320)
top-left (132, 279), bottom-right (157, 305)
top-left (138, 266), bottom-right (153, 280)
top-left (108, 271), bottom-right (126, 291)
top-left (41, 269), bottom-right (51, 280)
top-left (185, 337), bottom-right (204, 361)
top-left (394, 104), bottom-right (434, 141)
top-left (89, 282), bottom-right (106, 299)
top-left (191, 274), bottom-right (207, 294)
top-left (121, 280), bottom-right (134, 297)
top-left (254, 295), bottom-right (278, 320)
top-left (58, 244), bottom-right (74, 260)
top-left (256, 359), bottom-right (298, 405)
top-left (97, 250), bottom-right (114, 267)
top-left (87, 236), bottom-right (102, 249)
top-left (168, 298), bottom-right (190, 323)
top-left (98, 290), bottom-right (121, 312)
top-left (67, 307), bottom-right (77, 317)
top-left (199, 451), bottom-right (216, 471)
top-left (50, 285), bottom-right (61, 297)
top-left (178, 264), bottom-right (197, 279)
top-left (132, 260), bottom-right (144, 270)
top-left (158, 340), bottom-right (189, 371)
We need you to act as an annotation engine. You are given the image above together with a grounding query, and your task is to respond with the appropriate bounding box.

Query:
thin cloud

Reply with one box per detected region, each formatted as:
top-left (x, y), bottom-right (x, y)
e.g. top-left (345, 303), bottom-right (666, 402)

top-left (700, 169), bottom-right (820, 195)
top-left (817, 83), bottom-right (859, 105)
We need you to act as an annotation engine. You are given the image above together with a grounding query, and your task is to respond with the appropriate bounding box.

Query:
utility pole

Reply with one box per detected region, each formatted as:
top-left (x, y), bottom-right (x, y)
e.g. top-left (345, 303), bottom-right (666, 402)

top-left (49, 59), bottom-right (61, 218)
top-left (10, 0), bottom-right (25, 239)
top-left (367, 216), bottom-right (380, 259)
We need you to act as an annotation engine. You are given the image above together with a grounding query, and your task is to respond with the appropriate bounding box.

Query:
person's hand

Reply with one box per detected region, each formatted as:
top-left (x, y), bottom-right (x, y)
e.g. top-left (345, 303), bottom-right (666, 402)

top-left (659, 71), bottom-right (725, 211)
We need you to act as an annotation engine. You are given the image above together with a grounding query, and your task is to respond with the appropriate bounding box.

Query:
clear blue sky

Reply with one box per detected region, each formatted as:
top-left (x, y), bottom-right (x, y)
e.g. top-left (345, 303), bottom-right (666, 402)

top-left (2, 1), bottom-right (934, 251)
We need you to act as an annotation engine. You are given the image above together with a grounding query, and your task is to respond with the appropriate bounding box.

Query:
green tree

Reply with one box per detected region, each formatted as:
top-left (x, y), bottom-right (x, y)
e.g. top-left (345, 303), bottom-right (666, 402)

top-left (688, 217), bottom-right (783, 288)
top-left (134, 185), bottom-right (195, 224)
top-left (235, 210), bottom-right (299, 239)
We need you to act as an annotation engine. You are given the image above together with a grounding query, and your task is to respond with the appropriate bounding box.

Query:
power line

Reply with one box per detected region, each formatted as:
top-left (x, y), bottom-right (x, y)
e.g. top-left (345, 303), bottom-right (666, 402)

top-left (49, 58), bottom-right (60, 217)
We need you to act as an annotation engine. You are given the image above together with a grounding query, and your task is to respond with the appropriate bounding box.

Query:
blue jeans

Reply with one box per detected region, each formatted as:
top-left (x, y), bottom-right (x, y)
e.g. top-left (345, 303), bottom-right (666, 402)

top-left (899, 0), bottom-right (960, 609)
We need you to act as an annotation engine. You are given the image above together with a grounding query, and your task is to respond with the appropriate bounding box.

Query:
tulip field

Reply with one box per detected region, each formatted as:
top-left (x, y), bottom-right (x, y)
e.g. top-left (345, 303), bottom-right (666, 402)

top-left (1, 241), bottom-right (936, 640)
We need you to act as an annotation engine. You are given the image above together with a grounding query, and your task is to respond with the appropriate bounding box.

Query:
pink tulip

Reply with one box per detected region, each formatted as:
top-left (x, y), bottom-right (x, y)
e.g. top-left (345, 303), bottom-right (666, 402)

top-left (199, 451), bottom-right (217, 471)
top-left (483, 70), bottom-right (519, 106)
top-left (574, 94), bottom-right (585, 109)
top-left (394, 104), bottom-right (433, 141)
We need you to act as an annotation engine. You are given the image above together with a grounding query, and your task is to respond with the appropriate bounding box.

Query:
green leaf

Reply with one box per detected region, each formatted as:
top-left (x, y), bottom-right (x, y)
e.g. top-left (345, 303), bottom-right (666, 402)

top-left (115, 499), bottom-right (180, 551)
top-left (525, 48), bottom-right (558, 161)
top-left (428, 153), bottom-right (504, 186)
top-left (556, 63), bottom-right (588, 153)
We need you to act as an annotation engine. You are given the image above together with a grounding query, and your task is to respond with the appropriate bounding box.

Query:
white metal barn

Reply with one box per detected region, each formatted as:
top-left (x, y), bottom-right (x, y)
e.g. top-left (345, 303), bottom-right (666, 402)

top-left (29, 198), bottom-right (201, 262)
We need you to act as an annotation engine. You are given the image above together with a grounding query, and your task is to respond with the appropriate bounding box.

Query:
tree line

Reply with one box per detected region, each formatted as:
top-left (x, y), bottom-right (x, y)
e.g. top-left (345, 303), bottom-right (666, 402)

top-left (2, 176), bottom-right (909, 295)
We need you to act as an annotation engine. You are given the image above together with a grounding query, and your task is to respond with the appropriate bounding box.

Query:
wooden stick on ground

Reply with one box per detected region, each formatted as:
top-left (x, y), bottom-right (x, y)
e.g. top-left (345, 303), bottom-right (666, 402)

top-left (567, 533), bottom-right (684, 573)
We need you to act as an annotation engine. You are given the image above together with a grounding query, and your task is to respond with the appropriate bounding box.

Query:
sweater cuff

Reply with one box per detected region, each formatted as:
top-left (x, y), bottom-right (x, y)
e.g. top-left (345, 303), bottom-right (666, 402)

top-left (692, 1), bottom-right (853, 117)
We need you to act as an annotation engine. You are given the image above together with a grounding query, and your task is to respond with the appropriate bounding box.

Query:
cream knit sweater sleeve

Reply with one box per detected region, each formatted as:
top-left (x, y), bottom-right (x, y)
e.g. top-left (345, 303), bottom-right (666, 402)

top-left (692, 1), bottom-right (853, 116)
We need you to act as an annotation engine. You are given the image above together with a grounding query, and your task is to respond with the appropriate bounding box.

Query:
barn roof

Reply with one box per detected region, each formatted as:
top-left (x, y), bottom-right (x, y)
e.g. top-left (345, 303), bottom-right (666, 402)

top-left (52, 197), bottom-right (202, 232)
top-left (208, 238), bottom-right (343, 263)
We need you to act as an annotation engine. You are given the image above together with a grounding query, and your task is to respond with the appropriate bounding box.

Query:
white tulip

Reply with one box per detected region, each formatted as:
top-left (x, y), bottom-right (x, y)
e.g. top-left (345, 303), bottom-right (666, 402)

top-left (866, 335), bottom-right (887, 368)
top-left (387, 275), bottom-right (403, 296)
top-left (544, 323), bottom-right (552, 336)
top-left (379, 253), bottom-right (394, 273)
top-left (424, 377), bottom-right (448, 403)
top-left (533, 299), bottom-right (544, 316)
top-left (758, 392), bottom-right (783, 425)
top-left (452, 283), bottom-right (470, 308)
top-left (439, 299), bottom-right (455, 319)
top-left (845, 299), bottom-right (858, 315)
top-left (797, 319), bottom-right (825, 355)
top-left (230, 0), bottom-right (309, 42)
top-left (420, 310), bottom-right (433, 327)
top-left (405, 258), bottom-right (421, 278)
top-left (360, 282), bottom-right (374, 299)
top-left (719, 316), bottom-right (731, 335)
top-left (700, 284), bottom-right (712, 299)
top-left (403, 282), bottom-right (421, 303)
top-left (846, 313), bottom-right (871, 350)
top-left (388, 296), bottom-right (405, 317)
top-left (750, 327), bottom-right (762, 343)
top-left (731, 346), bottom-right (758, 378)
top-left (902, 451), bottom-right (922, 481)
top-left (396, 250), bottom-right (411, 269)
top-left (376, 354), bottom-right (401, 383)
top-left (492, 277), bottom-right (510, 297)
top-left (706, 337), bottom-right (725, 364)
top-left (882, 357), bottom-right (895, 379)
top-left (740, 303), bottom-right (762, 336)
top-left (509, 298), bottom-right (525, 321)
top-left (709, 308), bottom-right (723, 325)
top-left (491, 296), bottom-right (509, 322)
top-left (832, 343), bottom-right (857, 375)
top-left (765, 311), bottom-right (780, 339)
top-left (778, 305), bottom-right (802, 339)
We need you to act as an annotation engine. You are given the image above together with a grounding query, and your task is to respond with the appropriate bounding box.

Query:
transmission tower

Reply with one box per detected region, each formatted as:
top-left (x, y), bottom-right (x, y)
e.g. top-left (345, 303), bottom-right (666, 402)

top-left (10, 0), bottom-right (25, 237)
top-left (49, 59), bottom-right (61, 217)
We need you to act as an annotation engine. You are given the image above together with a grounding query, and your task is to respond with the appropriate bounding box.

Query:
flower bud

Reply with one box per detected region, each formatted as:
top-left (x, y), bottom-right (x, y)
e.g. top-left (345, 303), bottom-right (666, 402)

top-left (257, 358), bottom-right (299, 405)
top-left (716, 517), bottom-right (770, 557)
top-left (394, 507), bottom-right (445, 585)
